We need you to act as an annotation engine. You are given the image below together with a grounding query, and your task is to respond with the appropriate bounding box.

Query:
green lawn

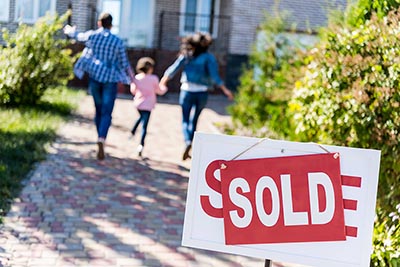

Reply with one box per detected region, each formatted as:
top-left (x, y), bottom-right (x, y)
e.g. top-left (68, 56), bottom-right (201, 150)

top-left (0, 86), bottom-right (84, 220)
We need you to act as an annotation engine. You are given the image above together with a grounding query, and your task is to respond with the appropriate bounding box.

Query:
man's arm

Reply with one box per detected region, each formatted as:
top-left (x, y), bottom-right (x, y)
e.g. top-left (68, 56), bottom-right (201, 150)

top-left (63, 25), bottom-right (94, 42)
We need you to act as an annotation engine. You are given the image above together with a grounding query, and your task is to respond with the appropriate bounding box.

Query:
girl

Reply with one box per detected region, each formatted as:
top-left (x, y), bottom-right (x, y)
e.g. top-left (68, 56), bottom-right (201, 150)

top-left (130, 57), bottom-right (167, 157)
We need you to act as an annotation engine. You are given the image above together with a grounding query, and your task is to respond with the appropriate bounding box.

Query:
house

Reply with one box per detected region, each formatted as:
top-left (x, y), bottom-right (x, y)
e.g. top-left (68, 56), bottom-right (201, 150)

top-left (0, 0), bottom-right (346, 91)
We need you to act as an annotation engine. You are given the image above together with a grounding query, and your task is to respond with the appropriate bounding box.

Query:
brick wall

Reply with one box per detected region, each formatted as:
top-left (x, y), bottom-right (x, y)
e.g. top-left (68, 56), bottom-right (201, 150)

top-left (229, 0), bottom-right (270, 55)
top-left (154, 0), bottom-right (180, 49)
top-left (67, 0), bottom-right (98, 31)
top-left (229, 0), bottom-right (347, 55)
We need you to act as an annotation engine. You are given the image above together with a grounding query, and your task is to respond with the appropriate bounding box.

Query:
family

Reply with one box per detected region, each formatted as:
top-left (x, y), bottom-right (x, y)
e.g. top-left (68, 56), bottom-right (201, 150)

top-left (64, 12), bottom-right (234, 161)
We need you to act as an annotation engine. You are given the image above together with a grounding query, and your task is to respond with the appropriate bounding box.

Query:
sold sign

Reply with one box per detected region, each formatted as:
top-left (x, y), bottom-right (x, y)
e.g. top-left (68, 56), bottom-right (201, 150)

top-left (184, 133), bottom-right (380, 267)
top-left (201, 153), bottom-right (346, 245)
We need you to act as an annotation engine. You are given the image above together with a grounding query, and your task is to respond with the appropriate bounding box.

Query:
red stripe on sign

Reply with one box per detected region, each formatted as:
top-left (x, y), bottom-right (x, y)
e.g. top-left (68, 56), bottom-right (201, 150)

top-left (343, 199), bottom-right (358, 210)
top-left (346, 226), bottom-right (358, 237)
top-left (342, 175), bottom-right (362, 187)
top-left (200, 195), bottom-right (223, 218)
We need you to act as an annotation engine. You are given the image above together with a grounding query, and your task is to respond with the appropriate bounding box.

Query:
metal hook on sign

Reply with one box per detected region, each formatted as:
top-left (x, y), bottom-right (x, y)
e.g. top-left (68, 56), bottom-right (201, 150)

top-left (311, 142), bottom-right (339, 159)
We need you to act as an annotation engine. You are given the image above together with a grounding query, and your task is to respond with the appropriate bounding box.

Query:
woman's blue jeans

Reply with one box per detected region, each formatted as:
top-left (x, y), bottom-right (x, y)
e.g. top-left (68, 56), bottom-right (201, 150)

top-left (131, 110), bottom-right (151, 146)
top-left (179, 90), bottom-right (208, 145)
top-left (89, 78), bottom-right (117, 139)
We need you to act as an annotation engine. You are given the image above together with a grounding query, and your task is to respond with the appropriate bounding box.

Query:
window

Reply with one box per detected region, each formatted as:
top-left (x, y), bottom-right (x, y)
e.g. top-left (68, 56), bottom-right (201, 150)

top-left (0, 0), bottom-right (10, 21)
top-left (98, 0), bottom-right (154, 47)
top-left (15, 0), bottom-right (56, 23)
top-left (180, 0), bottom-right (220, 36)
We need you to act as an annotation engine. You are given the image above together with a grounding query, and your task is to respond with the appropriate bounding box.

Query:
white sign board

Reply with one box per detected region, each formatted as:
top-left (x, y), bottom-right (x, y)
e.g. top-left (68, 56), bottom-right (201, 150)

top-left (182, 133), bottom-right (381, 267)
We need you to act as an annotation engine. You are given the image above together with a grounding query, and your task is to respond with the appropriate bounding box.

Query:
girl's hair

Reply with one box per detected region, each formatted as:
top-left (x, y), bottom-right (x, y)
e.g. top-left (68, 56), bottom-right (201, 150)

top-left (180, 32), bottom-right (213, 57)
top-left (136, 57), bottom-right (155, 73)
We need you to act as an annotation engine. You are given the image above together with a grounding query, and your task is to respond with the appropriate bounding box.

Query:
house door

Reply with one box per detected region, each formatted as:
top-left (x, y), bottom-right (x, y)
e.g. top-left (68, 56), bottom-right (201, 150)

top-left (98, 0), bottom-right (154, 48)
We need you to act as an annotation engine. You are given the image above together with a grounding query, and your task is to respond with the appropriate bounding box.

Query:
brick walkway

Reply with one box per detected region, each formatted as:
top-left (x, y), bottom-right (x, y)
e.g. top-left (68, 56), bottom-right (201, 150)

top-left (0, 92), bottom-right (296, 267)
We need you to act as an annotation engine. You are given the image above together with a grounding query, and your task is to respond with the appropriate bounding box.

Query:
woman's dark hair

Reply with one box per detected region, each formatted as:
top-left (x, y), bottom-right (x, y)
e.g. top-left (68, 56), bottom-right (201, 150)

top-left (180, 32), bottom-right (213, 57)
top-left (136, 57), bottom-right (155, 73)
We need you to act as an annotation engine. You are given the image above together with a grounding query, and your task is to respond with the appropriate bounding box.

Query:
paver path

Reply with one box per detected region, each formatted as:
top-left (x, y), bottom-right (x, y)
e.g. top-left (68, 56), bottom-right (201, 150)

top-left (0, 92), bottom-right (280, 267)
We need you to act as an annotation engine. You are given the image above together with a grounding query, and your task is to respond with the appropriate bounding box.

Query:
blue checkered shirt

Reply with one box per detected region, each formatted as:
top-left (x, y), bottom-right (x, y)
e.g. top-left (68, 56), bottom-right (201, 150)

top-left (72, 28), bottom-right (133, 84)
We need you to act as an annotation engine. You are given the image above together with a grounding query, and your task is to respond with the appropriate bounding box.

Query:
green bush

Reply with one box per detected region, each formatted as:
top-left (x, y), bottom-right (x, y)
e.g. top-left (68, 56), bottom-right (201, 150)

top-left (371, 207), bottom-right (400, 266)
top-left (0, 12), bottom-right (74, 106)
top-left (289, 10), bottom-right (400, 266)
top-left (345, 0), bottom-right (400, 27)
top-left (229, 11), bottom-right (306, 138)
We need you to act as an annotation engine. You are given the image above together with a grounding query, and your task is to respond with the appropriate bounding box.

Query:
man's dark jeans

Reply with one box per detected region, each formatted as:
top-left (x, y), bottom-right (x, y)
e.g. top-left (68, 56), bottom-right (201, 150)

top-left (89, 78), bottom-right (117, 139)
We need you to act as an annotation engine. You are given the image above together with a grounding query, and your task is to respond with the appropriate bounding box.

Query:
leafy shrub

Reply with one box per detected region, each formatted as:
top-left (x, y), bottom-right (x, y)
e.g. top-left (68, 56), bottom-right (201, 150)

top-left (0, 12), bottom-right (74, 106)
top-left (371, 206), bottom-right (400, 266)
top-left (345, 0), bottom-right (400, 27)
top-left (229, 11), bottom-right (308, 138)
top-left (289, 10), bottom-right (400, 266)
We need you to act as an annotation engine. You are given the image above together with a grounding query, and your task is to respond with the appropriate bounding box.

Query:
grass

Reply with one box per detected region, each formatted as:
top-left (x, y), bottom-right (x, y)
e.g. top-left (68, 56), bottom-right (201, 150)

top-left (0, 86), bottom-right (84, 220)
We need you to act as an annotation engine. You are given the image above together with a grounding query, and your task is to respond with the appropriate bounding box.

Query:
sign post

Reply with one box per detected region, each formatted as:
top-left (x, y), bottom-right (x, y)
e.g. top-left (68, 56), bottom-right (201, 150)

top-left (182, 133), bottom-right (380, 267)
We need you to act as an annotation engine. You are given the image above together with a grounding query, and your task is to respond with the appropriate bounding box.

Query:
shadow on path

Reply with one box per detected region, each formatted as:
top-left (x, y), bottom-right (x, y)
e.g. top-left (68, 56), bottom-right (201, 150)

top-left (1, 137), bottom-right (262, 267)
top-left (0, 94), bottom-right (265, 267)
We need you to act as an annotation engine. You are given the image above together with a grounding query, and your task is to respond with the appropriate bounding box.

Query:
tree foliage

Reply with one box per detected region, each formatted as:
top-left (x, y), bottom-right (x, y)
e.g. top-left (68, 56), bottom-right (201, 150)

top-left (289, 10), bottom-right (400, 266)
top-left (0, 12), bottom-right (74, 106)
top-left (346, 0), bottom-right (400, 26)
top-left (230, 1), bottom-right (400, 265)
top-left (229, 11), bottom-right (306, 138)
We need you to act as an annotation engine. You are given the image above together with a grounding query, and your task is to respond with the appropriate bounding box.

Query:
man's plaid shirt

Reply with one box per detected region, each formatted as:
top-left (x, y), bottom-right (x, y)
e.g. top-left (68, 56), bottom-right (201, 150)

top-left (73, 28), bottom-right (133, 84)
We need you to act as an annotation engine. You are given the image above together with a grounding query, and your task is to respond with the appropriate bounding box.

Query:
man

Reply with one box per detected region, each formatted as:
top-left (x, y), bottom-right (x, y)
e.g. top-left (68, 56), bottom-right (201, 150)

top-left (64, 12), bottom-right (134, 160)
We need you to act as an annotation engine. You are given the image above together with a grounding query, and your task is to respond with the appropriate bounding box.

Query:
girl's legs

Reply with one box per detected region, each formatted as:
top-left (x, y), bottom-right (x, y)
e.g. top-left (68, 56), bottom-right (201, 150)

top-left (132, 110), bottom-right (151, 157)
top-left (131, 114), bottom-right (142, 136)
top-left (139, 110), bottom-right (151, 146)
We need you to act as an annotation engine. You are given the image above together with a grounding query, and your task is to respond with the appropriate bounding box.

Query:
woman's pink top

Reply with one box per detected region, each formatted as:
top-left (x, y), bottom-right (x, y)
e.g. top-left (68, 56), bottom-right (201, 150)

top-left (131, 73), bottom-right (167, 111)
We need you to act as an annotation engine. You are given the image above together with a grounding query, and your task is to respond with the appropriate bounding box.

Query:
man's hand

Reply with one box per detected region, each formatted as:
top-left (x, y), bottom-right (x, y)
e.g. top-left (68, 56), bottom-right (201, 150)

top-left (63, 25), bottom-right (76, 36)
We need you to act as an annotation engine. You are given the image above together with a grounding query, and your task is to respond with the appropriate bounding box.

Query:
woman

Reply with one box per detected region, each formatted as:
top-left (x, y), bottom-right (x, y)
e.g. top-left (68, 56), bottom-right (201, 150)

top-left (160, 32), bottom-right (234, 160)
